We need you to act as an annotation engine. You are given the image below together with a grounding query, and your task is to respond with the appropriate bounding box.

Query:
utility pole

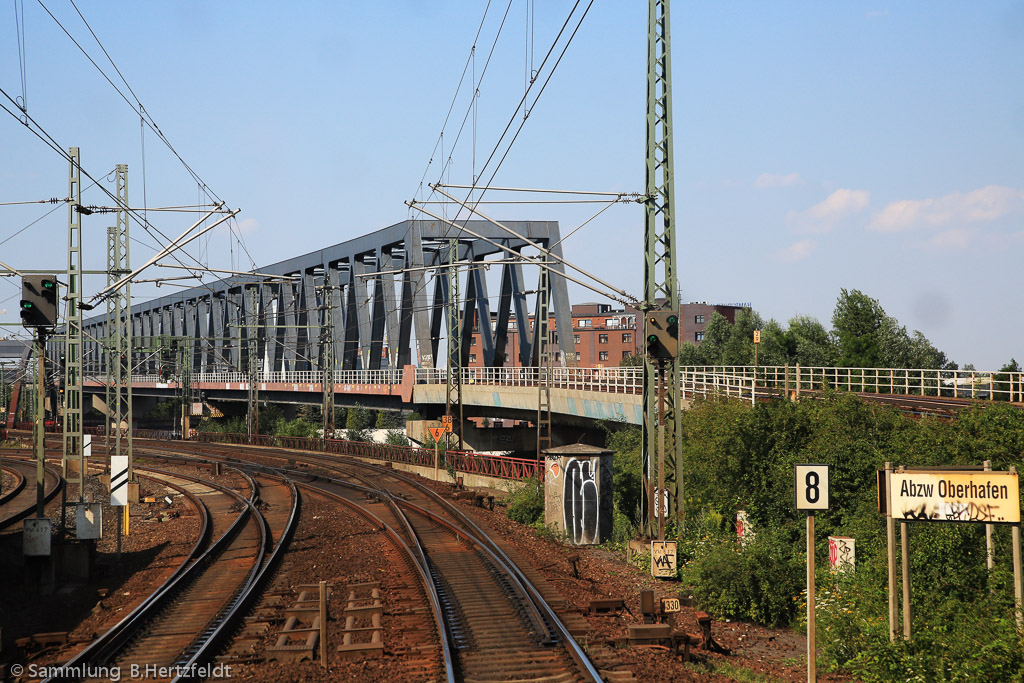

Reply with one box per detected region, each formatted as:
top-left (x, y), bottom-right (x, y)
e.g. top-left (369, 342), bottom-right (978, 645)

top-left (106, 164), bottom-right (133, 473)
top-left (643, 0), bottom-right (683, 532)
top-left (445, 238), bottom-right (462, 451)
top-left (536, 256), bottom-right (552, 458)
top-left (246, 285), bottom-right (260, 443)
top-left (35, 329), bottom-right (47, 516)
top-left (64, 147), bottom-right (85, 510)
top-left (321, 273), bottom-right (336, 445)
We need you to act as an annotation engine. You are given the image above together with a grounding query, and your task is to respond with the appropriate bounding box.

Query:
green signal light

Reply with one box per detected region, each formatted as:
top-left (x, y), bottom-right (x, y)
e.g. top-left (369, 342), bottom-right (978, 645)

top-left (41, 280), bottom-right (55, 289)
top-left (647, 334), bottom-right (658, 343)
top-left (667, 315), bottom-right (678, 325)
top-left (21, 301), bottom-right (34, 309)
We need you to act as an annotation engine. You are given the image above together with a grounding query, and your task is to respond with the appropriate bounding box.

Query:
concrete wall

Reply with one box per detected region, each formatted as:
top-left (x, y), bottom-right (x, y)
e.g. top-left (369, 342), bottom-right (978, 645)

top-left (413, 383), bottom-right (654, 425)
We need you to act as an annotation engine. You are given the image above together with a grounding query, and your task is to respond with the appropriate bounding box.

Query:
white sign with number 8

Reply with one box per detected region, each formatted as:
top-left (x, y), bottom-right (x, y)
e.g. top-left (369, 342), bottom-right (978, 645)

top-left (795, 464), bottom-right (830, 511)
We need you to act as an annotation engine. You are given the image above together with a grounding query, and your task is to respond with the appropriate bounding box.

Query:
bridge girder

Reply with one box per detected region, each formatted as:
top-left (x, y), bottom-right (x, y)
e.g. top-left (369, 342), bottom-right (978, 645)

top-left (78, 220), bottom-right (572, 379)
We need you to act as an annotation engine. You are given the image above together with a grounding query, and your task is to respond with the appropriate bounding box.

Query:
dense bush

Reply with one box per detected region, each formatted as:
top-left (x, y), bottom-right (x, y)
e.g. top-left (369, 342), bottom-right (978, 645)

top-left (505, 478), bottom-right (545, 525)
top-left (682, 525), bottom-right (804, 627)
top-left (666, 394), bottom-right (1024, 679)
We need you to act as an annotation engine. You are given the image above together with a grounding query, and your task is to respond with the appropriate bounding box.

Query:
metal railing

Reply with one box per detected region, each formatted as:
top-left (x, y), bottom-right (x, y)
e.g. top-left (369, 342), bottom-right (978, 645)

top-left (92, 364), bottom-right (1022, 405)
top-left (194, 431), bottom-right (543, 481)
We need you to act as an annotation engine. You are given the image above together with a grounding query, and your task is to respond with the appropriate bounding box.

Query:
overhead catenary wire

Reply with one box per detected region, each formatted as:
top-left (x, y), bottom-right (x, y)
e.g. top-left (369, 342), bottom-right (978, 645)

top-left (28, 1), bottom-right (258, 274)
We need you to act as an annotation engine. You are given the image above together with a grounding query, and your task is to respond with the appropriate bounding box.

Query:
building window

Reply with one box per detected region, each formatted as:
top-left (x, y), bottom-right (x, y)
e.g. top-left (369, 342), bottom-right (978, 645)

top-left (556, 352), bottom-right (562, 361)
top-left (469, 353), bottom-right (477, 363)
top-left (695, 331), bottom-right (704, 341)
top-left (580, 319), bottom-right (591, 327)
top-left (598, 334), bottom-right (608, 344)
top-left (623, 351), bottom-right (632, 359)
top-left (695, 314), bottom-right (705, 324)
top-left (606, 318), bottom-right (619, 327)
top-left (471, 337), bottom-right (477, 346)
top-left (622, 333), bottom-right (632, 343)
top-left (599, 351), bottom-right (609, 361)
top-left (504, 353), bottom-right (509, 362)
top-left (574, 334), bottom-right (580, 344)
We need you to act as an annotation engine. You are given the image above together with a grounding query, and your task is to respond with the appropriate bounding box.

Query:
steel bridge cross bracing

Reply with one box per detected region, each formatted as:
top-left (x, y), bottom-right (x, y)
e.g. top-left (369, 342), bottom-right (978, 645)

top-left (79, 219), bottom-right (573, 390)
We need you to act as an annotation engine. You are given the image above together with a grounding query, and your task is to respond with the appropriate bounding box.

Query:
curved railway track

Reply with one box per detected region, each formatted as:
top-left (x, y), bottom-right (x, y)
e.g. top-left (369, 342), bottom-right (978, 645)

top-left (44, 465), bottom-right (298, 683)
top-left (0, 457), bottom-right (63, 530)
top-left (134, 440), bottom-right (606, 682)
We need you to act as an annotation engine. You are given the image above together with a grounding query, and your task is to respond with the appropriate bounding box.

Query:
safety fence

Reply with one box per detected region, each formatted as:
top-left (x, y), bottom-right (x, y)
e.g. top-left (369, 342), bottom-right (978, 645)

top-left (694, 365), bottom-right (1024, 403)
top-left (13, 425), bottom-right (542, 481)
top-left (192, 431), bottom-right (542, 481)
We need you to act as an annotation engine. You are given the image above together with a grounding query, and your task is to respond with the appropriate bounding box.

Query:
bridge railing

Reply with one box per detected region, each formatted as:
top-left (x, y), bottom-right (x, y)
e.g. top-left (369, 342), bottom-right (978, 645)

top-left (191, 431), bottom-right (542, 481)
top-left (100, 364), bottom-right (1022, 405)
top-left (743, 365), bottom-right (1024, 402)
top-left (126, 368), bottom-right (405, 386)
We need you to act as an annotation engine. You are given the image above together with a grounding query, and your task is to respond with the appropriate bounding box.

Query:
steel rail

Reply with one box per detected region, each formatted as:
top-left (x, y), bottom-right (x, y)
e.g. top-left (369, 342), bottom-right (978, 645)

top-left (297, 476), bottom-right (457, 683)
top-left (171, 470), bottom-right (297, 682)
top-left (138, 448), bottom-right (457, 682)
top-left (45, 466), bottom-right (257, 682)
top-left (0, 463), bottom-right (27, 506)
top-left (138, 441), bottom-right (602, 682)
top-left (0, 457), bottom-right (64, 530)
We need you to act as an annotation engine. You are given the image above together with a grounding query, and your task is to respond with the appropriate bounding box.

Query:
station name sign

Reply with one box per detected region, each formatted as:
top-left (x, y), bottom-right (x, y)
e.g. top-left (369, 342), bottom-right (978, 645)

top-left (888, 471), bottom-right (1020, 524)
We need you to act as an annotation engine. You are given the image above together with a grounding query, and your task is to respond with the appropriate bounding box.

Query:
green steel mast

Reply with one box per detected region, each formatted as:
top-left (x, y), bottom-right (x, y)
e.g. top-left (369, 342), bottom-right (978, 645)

top-left (106, 164), bottom-right (133, 475)
top-left (644, 0), bottom-right (683, 532)
top-left (63, 147), bottom-right (85, 502)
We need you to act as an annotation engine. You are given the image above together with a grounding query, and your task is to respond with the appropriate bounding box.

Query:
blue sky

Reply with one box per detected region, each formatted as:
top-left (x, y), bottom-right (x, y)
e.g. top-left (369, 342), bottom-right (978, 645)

top-left (2, 1), bottom-right (1022, 368)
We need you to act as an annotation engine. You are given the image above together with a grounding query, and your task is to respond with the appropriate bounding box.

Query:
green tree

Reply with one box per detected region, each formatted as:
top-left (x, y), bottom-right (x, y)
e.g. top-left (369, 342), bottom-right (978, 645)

top-left (345, 403), bottom-right (373, 442)
top-left (787, 315), bottom-right (837, 366)
top-left (831, 288), bottom-right (886, 367)
top-left (720, 308), bottom-right (764, 365)
top-left (619, 352), bottom-right (644, 367)
top-left (696, 311), bottom-right (732, 365)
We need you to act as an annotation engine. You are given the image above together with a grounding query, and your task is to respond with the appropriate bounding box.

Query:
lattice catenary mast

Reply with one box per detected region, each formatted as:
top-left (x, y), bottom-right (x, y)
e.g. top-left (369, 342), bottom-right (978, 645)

top-left (643, 0), bottom-right (683, 531)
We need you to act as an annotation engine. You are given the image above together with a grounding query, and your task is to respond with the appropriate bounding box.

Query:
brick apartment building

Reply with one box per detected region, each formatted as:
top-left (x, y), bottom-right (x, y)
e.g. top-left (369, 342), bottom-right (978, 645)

top-left (465, 301), bottom-right (748, 369)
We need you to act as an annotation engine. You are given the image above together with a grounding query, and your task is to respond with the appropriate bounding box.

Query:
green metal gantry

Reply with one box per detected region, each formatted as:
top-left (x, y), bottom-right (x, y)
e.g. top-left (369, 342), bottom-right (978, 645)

top-left (63, 147), bottom-right (85, 501)
top-left (445, 238), bottom-right (463, 450)
top-left (643, 0), bottom-right (683, 532)
top-left (321, 273), bottom-right (336, 443)
top-left (106, 165), bottom-right (134, 475)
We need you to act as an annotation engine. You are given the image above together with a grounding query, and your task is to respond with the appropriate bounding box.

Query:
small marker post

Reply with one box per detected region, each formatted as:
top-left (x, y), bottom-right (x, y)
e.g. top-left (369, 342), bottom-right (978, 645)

top-left (795, 464), bottom-right (829, 683)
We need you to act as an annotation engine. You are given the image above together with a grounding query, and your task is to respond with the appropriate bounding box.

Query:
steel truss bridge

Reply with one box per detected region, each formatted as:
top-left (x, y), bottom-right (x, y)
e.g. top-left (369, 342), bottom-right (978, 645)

top-left (73, 219), bottom-right (575, 377)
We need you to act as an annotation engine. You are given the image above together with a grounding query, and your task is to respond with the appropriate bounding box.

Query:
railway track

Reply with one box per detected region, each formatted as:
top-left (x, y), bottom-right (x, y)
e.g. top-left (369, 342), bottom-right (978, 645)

top-left (0, 457), bottom-right (63, 530)
top-left (44, 465), bottom-right (298, 683)
top-left (134, 440), bottom-right (607, 682)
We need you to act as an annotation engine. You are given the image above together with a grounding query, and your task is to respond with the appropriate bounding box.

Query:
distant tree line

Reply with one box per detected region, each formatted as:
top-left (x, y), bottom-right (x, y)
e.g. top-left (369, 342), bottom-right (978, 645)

top-left (624, 288), bottom-right (1015, 371)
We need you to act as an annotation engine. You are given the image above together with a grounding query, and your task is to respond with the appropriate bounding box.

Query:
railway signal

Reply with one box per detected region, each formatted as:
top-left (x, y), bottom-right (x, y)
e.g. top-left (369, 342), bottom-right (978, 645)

top-left (19, 275), bottom-right (59, 329)
top-left (644, 311), bottom-right (679, 360)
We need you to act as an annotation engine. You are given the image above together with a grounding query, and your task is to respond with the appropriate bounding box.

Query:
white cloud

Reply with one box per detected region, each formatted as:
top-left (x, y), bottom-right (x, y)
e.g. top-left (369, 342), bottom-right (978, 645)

top-left (778, 239), bottom-right (815, 262)
top-left (754, 172), bottom-right (803, 189)
top-left (925, 228), bottom-right (971, 250)
top-left (867, 185), bottom-right (1024, 233)
top-left (787, 189), bottom-right (870, 233)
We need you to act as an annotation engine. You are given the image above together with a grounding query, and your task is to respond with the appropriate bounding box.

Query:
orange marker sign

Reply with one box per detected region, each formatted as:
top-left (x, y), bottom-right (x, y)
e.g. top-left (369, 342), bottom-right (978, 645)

top-left (429, 426), bottom-right (446, 441)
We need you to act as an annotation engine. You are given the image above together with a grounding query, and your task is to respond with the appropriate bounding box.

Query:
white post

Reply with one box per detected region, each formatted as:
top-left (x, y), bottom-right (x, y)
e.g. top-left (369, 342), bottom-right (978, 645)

top-left (807, 512), bottom-right (816, 683)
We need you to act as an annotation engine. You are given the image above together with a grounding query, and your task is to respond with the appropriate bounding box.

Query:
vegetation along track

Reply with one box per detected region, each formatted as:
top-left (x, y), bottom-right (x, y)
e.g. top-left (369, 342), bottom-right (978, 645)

top-left (135, 439), bottom-right (605, 683)
top-left (45, 465), bottom-right (297, 683)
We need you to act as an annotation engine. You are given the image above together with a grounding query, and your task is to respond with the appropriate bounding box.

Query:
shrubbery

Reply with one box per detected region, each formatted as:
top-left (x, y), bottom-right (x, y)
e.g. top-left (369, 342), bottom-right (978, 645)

top-left (505, 478), bottom-right (545, 525)
top-left (582, 392), bottom-right (1024, 679)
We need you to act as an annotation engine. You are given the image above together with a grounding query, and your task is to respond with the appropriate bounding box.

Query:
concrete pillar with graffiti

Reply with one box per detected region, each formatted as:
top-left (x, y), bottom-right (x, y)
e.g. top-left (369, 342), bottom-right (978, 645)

top-left (543, 444), bottom-right (614, 544)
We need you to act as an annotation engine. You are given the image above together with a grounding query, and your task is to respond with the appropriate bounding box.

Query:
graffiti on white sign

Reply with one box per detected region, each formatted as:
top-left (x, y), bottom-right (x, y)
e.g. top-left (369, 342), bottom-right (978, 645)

top-left (651, 541), bottom-right (677, 578)
top-left (889, 471), bottom-right (1020, 524)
